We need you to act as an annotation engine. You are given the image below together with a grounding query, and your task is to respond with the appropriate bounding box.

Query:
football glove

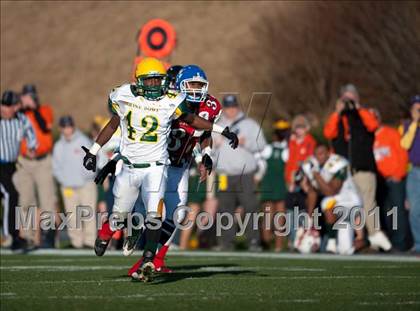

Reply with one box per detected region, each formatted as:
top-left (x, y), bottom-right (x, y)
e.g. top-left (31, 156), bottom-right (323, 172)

top-left (202, 154), bottom-right (213, 175)
top-left (94, 158), bottom-right (118, 185)
top-left (82, 146), bottom-right (96, 172)
top-left (221, 127), bottom-right (239, 149)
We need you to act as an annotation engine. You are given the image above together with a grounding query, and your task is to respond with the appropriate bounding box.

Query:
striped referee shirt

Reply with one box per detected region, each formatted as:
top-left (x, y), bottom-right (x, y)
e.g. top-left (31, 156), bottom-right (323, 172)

top-left (0, 112), bottom-right (37, 163)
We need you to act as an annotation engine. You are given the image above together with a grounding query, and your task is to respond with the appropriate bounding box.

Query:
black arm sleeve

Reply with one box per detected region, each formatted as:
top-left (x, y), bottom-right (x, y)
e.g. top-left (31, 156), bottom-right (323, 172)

top-left (33, 108), bottom-right (49, 133)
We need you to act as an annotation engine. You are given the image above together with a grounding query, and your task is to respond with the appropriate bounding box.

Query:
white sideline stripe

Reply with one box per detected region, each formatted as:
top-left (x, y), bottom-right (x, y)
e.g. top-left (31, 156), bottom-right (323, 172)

top-left (0, 265), bottom-right (125, 271)
top-left (342, 265), bottom-right (405, 269)
top-left (171, 251), bottom-right (420, 262)
top-left (197, 266), bottom-right (326, 272)
top-left (1, 275), bottom-right (418, 284)
top-left (1, 249), bottom-right (419, 262)
top-left (358, 301), bottom-right (420, 306)
top-left (186, 275), bottom-right (419, 280)
top-left (0, 292), bottom-right (16, 296)
top-left (0, 258), bottom-right (102, 263)
top-left (0, 294), bottom-right (322, 302)
top-left (0, 265), bottom-right (325, 272)
top-left (3, 295), bottom-right (419, 305)
top-left (0, 278), bottom-right (129, 284)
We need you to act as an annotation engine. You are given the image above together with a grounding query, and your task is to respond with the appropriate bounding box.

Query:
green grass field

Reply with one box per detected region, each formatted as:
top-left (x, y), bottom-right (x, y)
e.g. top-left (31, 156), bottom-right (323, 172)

top-left (1, 251), bottom-right (419, 311)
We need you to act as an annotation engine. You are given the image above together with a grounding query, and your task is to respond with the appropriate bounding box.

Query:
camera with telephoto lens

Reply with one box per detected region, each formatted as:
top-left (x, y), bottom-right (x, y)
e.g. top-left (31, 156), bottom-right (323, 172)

top-left (341, 98), bottom-right (356, 115)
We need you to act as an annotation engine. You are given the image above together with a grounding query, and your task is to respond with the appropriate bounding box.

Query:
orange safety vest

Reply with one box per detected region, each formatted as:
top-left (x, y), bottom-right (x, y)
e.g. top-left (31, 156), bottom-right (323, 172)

top-left (20, 104), bottom-right (54, 157)
top-left (373, 126), bottom-right (408, 181)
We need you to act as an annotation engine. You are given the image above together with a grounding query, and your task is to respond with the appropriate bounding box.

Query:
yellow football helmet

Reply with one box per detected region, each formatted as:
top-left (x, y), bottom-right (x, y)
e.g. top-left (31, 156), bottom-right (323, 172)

top-left (273, 119), bottom-right (290, 141)
top-left (135, 57), bottom-right (167, 100)
top-left (273, 119), bottom-right (290, 130)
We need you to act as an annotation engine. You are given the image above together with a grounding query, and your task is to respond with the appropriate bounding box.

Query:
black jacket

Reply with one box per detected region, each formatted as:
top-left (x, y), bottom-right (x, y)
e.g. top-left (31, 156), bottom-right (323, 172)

top-left (331, 109), bottom-right (376, 172)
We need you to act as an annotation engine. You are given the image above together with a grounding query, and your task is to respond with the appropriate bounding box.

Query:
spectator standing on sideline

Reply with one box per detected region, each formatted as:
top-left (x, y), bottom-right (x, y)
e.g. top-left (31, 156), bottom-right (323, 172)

top-left (213, 95), bottom-right (267, 251)
top-left (0, 90), bottom-right (37, 250)
top-left (52, 116), bottom-right (97, 248)
top-left (259, 119), bottom-right (290, 251)
top-left (399, 95), bottom-right (420, 254)
top-left (284, 115), bottom-right (316, 245)
top-left (285, 115), bottom-right (316, 189)
top-left (323, 84), bottom-right (391, 251)
top-left (15, 84), bottom-right (57, 248)
top-left (372, 109), bottom-right (411, 251)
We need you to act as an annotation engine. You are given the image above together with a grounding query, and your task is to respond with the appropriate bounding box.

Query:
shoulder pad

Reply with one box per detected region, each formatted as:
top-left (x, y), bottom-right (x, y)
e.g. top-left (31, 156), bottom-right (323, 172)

top-left (110, 83), bottom-right (133, 99)
top-left (166, 91), bottom-right (186, 103)
top-left (166, 90), bottom-right (179, 99)
top-left (324, 154), bottom-right (348, 173)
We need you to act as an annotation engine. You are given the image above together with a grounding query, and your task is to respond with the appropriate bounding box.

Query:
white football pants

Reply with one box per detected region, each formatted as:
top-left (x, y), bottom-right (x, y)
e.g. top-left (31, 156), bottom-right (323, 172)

top-left (321, 191), bottom-right (361, 255)
top-left (112, 164), bottom-right (167, 217)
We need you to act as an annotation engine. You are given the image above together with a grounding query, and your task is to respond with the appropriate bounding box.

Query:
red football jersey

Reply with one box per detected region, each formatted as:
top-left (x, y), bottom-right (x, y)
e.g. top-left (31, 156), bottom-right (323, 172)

top-left (168, 94), bottom-right (222, 166)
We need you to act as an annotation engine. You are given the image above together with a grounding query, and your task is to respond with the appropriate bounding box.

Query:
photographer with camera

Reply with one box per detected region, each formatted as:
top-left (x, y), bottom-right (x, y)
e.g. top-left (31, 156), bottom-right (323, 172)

top-left (15, 84), bottom-right (57, 248)
top-left (323, 84), bottom-right (391, 251)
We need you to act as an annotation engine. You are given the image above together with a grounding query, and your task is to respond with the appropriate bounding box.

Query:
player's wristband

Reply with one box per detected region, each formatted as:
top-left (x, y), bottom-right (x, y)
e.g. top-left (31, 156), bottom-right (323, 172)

top-left (212, 124), bottom-right (225, 134)
top-left (202, 146), bottom-right (212, 156)
top-left (89, 142), bottom-right (101, 156)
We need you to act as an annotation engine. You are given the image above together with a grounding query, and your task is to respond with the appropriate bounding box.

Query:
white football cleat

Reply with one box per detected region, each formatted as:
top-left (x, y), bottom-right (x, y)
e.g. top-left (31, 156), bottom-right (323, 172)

top-left (326, 238), bottom-right (337, 254)
top-left (122, 237), bottom-right (136, 256)
top-left (368, 231), bottom-right (392, 251)
top-left (122, 228), bottom-right (143, 256)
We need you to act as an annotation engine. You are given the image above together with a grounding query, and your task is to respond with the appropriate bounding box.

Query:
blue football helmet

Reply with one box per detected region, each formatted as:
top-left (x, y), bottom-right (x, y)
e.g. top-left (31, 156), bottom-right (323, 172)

top-left (176, 65), bottom-right (209, 103)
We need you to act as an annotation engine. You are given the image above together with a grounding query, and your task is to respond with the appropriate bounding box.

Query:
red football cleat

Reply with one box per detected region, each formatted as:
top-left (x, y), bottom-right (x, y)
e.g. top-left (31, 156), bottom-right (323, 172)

top-left (128, 257), bottom-right (143, 276)
top-left (153, 245), bottom-right (172, 273)
top-left (128, 245), bottom-right (173, 277)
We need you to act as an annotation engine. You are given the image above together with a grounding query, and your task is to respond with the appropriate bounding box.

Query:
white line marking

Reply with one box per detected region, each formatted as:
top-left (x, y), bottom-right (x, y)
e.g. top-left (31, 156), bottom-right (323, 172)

top-left (1, 279), bottom-right (129, 285)
top-left (342, 265), bottom-right (410, 269)
top-left (197, 266), bottom-right (326, 272)
top-left (358, 301), bottom-right (420, 305)
top-left (1, 249), bottom-right (419, 262)
top-left (0, 265), bottom-right (124, 271)
top-left (0, 293), bottom-right (321, 302)
top-left (0, 265), bottom-right (325, 273)
top-left (182, 275), bottom-right (419, 280)
top-left (1, 274), bottom-right (418, 285)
